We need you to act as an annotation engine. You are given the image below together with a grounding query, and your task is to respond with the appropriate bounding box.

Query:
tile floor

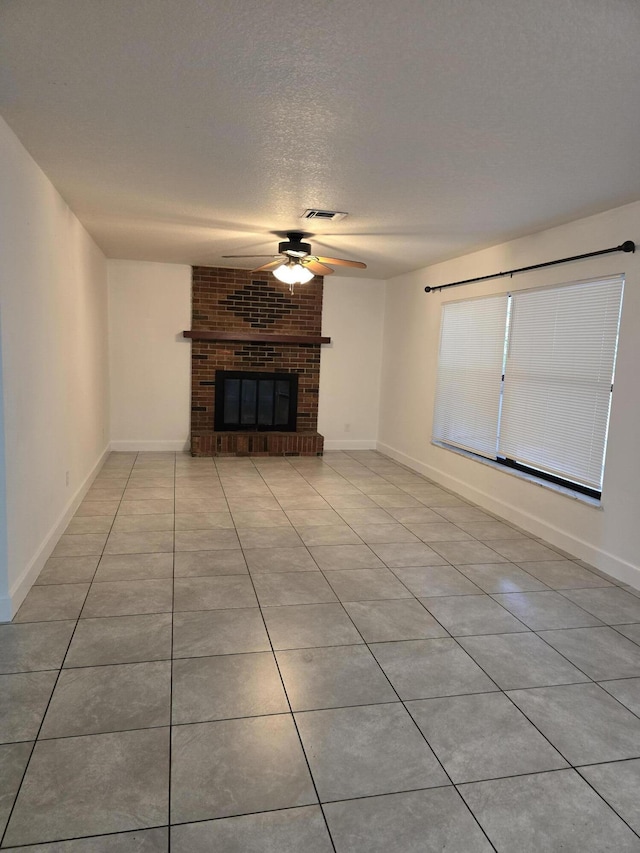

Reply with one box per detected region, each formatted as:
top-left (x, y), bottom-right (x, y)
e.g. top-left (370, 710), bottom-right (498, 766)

top-left (1, 450), bottom-right (640, 851)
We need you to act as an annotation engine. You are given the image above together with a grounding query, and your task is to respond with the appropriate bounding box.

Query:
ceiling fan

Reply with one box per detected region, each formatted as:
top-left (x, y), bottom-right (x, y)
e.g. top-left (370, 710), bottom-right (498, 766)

top-left (222, 231), bottom-right (367, 290)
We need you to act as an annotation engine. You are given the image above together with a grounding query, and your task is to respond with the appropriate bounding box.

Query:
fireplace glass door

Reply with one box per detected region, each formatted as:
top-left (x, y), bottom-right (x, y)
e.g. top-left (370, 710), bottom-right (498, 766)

top-left (214, 371), bottom-right (298, 431)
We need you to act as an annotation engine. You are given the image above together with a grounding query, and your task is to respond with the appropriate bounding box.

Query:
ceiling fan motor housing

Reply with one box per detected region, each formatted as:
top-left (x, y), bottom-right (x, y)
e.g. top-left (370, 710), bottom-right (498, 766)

top-left (279, 232), bottom-right (311, 258)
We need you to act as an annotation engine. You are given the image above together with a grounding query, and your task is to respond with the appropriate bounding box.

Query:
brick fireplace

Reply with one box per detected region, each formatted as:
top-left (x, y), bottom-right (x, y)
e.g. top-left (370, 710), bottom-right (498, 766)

top-left (186, 266), bottom-right (328, 456)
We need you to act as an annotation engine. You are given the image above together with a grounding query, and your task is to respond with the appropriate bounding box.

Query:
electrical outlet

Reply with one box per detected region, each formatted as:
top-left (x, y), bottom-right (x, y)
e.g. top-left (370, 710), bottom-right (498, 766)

top-left (65, 471), bottom-right (70, 487)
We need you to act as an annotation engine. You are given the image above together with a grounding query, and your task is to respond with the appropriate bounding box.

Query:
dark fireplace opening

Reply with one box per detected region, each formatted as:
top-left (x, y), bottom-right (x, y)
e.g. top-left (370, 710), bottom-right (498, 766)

top-left (214, 371), bottom-right (298, 431)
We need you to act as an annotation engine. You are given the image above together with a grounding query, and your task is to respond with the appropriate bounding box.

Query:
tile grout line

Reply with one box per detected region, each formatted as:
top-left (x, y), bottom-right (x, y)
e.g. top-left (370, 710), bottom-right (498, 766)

top-left (0, 825), bottom-right (169, 850)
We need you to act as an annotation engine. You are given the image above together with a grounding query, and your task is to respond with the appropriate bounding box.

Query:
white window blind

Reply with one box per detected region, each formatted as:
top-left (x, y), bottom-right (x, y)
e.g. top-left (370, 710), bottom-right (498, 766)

top-left (498, 277), bottom-right (624, 491)
top-left (432, 294), bottom-right (508, 458)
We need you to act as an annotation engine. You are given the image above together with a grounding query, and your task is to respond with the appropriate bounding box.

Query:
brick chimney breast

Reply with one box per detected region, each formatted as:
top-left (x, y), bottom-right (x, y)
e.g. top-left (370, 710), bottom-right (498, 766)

top-left (189, 266), bottom-right (325, 456)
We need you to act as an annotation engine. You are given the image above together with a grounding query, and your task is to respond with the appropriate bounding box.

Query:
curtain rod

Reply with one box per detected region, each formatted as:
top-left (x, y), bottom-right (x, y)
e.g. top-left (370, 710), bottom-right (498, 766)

top-left (424, 240), bottom-right (636, 293)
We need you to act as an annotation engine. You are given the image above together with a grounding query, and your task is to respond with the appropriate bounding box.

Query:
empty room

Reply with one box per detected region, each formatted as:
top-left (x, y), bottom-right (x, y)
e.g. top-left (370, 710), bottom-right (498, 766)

top-left (1, 1), bottom-right (640, 851)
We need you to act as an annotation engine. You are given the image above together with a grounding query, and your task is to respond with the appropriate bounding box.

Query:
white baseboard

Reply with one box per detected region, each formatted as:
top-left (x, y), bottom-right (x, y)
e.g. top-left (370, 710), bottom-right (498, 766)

top-left (323, 439), bottom-right (378, 451)
top-left (375, 442), bottom-right (435, 479)
top-left (376, 441), bottom-right (640, 590)
top-left (110, 439), bottom-right (190, 452)
top-left (5, 444), bottom-right (111, 621)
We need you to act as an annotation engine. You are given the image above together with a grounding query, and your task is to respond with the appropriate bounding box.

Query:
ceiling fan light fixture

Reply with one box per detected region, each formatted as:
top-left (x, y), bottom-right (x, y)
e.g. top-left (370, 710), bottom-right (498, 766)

top-left (295, 264), bottom-right (314, 284)
top-left (272, 261), bottom-right (314, 285)
top-left (272, 262), bottom-right (296, 284)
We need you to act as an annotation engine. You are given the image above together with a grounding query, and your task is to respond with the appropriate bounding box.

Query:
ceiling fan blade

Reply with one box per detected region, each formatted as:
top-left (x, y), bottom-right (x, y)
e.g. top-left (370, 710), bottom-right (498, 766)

top-left (304, 260), bottom-right (334, 276)
top-left (316, 256), bottom-right (367, 269)
top-left (222, 254), bottom-right (279, 259)
top-left (252, 259), bottom-right (283, 272)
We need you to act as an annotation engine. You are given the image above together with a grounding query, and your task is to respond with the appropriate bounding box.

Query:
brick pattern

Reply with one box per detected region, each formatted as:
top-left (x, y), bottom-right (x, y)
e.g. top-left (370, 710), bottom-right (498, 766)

top-left (191, 431), bottom-right (324, 457)
top-left (232, 344), bottom-right (278, 367)
top-left (190, 266), bottom-right (325, 456)
top-left (192, 267), bottom-right (322, 334)
top-left (220, 283), bottom-right (299, 328)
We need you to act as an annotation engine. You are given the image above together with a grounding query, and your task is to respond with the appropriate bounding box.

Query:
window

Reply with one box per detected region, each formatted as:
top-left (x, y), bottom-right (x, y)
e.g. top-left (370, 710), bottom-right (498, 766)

top-left (432, 276), bottom-right (624, 498)
top-left (432, 295), bottom-right (507, 459)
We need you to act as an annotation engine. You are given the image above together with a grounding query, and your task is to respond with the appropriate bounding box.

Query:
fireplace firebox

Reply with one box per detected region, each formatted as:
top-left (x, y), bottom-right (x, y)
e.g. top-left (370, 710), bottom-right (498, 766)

top-left (214, 371), bottom-right (298, 432)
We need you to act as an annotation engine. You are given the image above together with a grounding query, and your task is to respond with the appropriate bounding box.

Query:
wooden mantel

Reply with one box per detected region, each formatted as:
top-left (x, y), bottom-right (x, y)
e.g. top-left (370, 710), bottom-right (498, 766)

top-left (183, 330), bottom-right (331, 345)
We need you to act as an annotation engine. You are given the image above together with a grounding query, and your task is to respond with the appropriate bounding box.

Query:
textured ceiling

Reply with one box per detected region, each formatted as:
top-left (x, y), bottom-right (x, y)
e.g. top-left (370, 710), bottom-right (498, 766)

top-left (1, 0), bottom-right (640, 279)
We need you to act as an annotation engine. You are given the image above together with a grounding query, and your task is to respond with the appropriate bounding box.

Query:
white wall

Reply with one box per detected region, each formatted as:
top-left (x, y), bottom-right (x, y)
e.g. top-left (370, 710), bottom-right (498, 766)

top-left (108, 260), bottom-right (191, 451)
top-left (378, 200), bottom-right (640, 588)
top-left (319, 276), bottom-right (385, 449)
top-left (0, 116), bottom-right (110, 620)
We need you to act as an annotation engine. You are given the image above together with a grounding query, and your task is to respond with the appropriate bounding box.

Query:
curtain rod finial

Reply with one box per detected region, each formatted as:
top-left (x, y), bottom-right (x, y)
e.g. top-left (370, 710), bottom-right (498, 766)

top-left (621, 241), bottom-right (636, 253)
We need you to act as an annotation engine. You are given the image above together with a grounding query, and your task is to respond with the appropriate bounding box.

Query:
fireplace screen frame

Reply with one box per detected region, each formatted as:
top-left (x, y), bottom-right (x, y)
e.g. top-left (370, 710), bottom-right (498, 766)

top-left (214, 370), bottom-right (299, 432)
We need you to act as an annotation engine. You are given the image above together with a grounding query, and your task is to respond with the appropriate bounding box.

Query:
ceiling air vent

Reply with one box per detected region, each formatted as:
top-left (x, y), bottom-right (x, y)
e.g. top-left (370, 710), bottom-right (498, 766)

top-left (302, 209), bottom-right (348, 222)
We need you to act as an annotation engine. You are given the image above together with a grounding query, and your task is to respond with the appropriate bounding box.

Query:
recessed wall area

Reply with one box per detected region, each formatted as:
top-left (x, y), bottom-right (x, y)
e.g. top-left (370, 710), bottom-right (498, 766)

top-left (104, 264), bottom-right (386, 457)
top-left (188, 267), bottom-right (326, 456)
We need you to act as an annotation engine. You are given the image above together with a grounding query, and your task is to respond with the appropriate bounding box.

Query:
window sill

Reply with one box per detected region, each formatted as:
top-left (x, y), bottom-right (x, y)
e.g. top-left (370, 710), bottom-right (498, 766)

top-left (431, 441), bottom-right (603, 509)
